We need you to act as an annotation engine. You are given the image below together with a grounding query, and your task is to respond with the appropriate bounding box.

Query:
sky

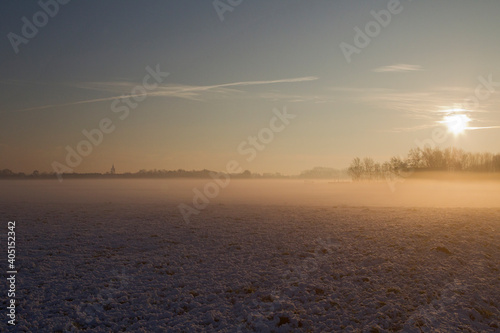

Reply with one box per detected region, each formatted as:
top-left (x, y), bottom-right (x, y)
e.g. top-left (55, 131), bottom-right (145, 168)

top-left (1, 0), bottom-right (500, 175)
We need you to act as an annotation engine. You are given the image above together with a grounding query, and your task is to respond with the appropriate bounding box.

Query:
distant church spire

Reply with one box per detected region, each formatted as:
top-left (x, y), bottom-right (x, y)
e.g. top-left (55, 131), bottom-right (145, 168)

top-left (110, 164), bottom-right (116, 175)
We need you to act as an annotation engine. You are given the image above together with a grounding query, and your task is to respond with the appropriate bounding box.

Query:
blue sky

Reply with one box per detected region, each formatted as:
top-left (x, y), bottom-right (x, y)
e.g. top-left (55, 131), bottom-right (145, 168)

top-left (1, 0), bottom-right (500, 174)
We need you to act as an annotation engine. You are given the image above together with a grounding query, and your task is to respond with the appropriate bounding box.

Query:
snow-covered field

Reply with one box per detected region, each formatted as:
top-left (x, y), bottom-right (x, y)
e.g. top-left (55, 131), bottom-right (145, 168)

top-left (1, 180), bottom-right (499, 332)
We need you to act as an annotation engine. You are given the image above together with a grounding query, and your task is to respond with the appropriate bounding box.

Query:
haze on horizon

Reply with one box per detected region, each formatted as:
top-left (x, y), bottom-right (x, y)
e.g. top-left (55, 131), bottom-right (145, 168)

top-left (1, 0), bottom-right (500, 175)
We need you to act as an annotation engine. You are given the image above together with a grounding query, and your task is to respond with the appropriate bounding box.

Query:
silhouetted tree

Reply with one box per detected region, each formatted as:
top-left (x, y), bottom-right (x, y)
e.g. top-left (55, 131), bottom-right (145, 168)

top-left (347, 157), bottom-right (363, 181)
top-left (347, 147), bottom-right (500, 181)
top-left (362, 157), bottom-right (375, 180)
top-left (1, 169), bottom-right (13, 176)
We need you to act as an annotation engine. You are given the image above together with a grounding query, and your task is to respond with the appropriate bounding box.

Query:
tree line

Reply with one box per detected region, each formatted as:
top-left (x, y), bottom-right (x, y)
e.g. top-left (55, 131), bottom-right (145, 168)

top-left (2, 147), bottom-right (499, 180)
top-left (348, 147), bottom-right (500, 181)
top-left (0, 168), bottom-right (254, 179)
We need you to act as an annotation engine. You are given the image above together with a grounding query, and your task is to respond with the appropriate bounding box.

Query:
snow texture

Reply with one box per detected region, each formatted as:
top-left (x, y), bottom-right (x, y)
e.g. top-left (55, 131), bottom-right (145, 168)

top-left (2, 200), bottom-right (499, 332)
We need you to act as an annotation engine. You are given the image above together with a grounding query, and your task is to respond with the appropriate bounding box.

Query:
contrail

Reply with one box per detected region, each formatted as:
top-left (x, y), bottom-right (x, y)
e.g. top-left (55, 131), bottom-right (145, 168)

top-left (11, 76), bottom-right (319, 113)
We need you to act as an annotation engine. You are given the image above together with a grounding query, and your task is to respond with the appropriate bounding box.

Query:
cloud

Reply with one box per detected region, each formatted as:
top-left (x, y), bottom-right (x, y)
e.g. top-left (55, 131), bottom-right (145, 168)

top-left (187, 76), bottom-right (319, 90)
top-left (258, 92), bottom-right (335, 104)
top-left (78, 76), bottom-right (319, 95)
top-left (372, 64), bottom-right (423, 73)
top-left (13, 76), bottom-right (319, 112)
top-left (466, 126), bottom-right (500, 130)
top-left (385, 124), bottom-right (440, 133)
top-left (327, 84), bottom-right (500, 132)
top-left (330, 84), bottom-right (495, 116)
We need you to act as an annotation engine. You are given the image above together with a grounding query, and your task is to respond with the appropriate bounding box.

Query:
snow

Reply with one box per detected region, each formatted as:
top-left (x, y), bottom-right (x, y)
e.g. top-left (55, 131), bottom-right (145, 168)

top-left (1, 180), bottom-right (499, 332)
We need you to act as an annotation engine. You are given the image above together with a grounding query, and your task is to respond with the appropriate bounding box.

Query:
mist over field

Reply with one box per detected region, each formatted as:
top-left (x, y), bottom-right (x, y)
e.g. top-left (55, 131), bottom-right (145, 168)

top-left (2, 178), bottom-right (499, 331)
top-left (2, 178), bottom-right (500, 208)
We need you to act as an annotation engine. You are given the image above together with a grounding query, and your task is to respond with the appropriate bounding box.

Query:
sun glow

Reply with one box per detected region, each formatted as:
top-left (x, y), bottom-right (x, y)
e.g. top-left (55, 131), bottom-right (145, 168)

top-left (442, 114), bottom-right (471, 135)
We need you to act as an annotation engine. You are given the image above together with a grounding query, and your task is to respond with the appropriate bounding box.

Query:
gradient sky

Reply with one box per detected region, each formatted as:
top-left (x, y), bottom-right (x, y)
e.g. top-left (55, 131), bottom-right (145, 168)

top-left (1, 0), bottom-right (500, 175)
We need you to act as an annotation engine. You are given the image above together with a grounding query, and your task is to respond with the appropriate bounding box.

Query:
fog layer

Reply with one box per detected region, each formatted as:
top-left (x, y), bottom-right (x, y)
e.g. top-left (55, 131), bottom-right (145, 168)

top-left (2, 179), bottom-right (499, 208)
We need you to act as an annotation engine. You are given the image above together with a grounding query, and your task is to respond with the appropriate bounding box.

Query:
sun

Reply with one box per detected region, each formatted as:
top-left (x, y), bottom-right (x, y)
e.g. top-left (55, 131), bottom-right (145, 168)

top-left (442, 114), bottom-right (471, 135)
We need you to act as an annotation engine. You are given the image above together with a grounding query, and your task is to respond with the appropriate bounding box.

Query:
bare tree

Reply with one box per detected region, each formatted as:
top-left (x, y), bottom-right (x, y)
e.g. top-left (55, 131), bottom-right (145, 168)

top-left (347, 157), bottom-right (364, 181)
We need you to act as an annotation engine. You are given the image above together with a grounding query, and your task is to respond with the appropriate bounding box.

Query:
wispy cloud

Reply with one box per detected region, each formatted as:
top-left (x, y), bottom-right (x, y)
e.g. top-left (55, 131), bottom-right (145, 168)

top-left (328, 84), bottom-right (500, 132)
top-left (467, 126), bottom-right (500, 130)
top-left (68, 76), bottom-right (319, 96)
top-left (386, 124), bottom-right (440, 133)
top-left (372, 64), bottom-right (423, 73)
top-left (258, 92), bottom-right (335, 104)
top-left (13, 76), bottom-right (319, 112)
top-left (193, 76), bottom-right (319, 89)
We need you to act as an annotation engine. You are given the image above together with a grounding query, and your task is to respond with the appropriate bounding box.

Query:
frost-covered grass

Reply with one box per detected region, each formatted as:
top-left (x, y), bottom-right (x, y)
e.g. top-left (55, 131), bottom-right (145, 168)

top-left (2, 201), bottom-right (499, 332)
